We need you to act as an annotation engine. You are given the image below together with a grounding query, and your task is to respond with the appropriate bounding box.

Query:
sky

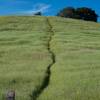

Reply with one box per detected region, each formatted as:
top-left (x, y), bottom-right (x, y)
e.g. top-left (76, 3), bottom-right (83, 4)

top-left (0, 0), bottom-right (100, 21)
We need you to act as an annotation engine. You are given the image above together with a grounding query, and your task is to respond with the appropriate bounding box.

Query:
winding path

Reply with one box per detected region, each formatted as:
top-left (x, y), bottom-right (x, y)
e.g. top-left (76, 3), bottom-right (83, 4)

top-left (30, 17), bottom-right (56, 100)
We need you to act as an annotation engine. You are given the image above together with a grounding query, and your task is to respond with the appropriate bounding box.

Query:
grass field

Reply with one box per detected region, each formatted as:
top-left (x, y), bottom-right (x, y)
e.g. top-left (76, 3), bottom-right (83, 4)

top-left (0, 16), bottom-right (52, 100)
top-left (0, 16), bottom-right (100, 100)
top-left (38, 17), bottom-right (100, 100)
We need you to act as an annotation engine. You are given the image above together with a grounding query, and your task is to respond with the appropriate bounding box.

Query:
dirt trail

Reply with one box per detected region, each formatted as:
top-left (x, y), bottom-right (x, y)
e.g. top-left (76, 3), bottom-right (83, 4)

top-left (30, 17), bottom-right (56, 100)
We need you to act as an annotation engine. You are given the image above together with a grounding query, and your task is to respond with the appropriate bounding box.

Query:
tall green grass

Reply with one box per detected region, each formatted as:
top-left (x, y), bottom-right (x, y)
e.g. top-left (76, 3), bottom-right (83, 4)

top-left (0, 16), bottom-right (100, 100)
top-left (38, 17), bottom-right (100, 100)
top-left (0, 16), bottom-right (52, 100)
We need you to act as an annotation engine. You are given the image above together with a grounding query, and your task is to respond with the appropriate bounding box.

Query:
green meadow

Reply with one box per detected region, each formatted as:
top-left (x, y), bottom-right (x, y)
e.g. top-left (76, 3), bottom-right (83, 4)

top-left (0, 16), bottom-right (52, 100)
top-left (38, 17), bottom-right (100, 100)
top-left (0, 16), bottom-right (100, 100)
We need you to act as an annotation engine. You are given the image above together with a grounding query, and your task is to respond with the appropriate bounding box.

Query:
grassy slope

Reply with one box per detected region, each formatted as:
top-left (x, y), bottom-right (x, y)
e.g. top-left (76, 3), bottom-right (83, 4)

top-left (0, 16), bottom-right (52, 100)
top-left (38, 17), bottom-right (100, 100)
top-left (0, 16), bottom-right (100, 100)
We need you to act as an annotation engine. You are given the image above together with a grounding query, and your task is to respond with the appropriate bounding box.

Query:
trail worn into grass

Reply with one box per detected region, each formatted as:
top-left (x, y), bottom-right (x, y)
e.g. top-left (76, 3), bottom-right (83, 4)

top-left (30, 17), bottom-right (55, 100)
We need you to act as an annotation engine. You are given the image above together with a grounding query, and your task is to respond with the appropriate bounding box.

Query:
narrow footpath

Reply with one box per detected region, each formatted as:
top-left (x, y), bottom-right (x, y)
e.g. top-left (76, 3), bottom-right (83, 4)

top-left (30, 17), bottom-right (56, 100)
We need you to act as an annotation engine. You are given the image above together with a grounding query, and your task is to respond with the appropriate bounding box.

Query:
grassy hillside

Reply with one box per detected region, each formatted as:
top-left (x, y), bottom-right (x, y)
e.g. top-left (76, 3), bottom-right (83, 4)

top-left (0, 16), bottom-right (52, 100)
top-left (0, 16), bottom-right (100, 100)
top-left (38, 17), bottom-right (100, 100)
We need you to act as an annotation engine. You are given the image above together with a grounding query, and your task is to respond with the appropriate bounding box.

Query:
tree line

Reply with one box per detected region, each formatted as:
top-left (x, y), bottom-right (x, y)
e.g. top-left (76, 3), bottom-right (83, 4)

top-left (34, 7), bottom-right (98, 22)
top-left (57, 7), bottom-right (98, 22)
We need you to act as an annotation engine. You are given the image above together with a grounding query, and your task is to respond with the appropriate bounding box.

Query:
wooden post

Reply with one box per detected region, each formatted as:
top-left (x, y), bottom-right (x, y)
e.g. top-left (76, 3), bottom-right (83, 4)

top-left (6, 90), bottom-right (15, 100)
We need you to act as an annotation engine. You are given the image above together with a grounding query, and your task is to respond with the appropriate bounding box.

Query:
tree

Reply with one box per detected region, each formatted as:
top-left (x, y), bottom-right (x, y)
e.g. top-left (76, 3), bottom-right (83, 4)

top-left (57, 7), bottom-right (98, 22)
top-left (76, 7), bottom-right (98, 22)
top-left (57, 7), bottom-right (75, 18)
top-left (34, 12), bottom-right (42, 16)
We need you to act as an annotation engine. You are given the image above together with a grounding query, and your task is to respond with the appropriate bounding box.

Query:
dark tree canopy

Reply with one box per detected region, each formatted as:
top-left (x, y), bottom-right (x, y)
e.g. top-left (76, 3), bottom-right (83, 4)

top-left (57, 7), bottom-right (98, 22)
top-left (57, 7), bottom-right (75, 18)
top-left (34, 12), bottom-right (42, 16)
top-left (76, 7), bottom-right (98, 22)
